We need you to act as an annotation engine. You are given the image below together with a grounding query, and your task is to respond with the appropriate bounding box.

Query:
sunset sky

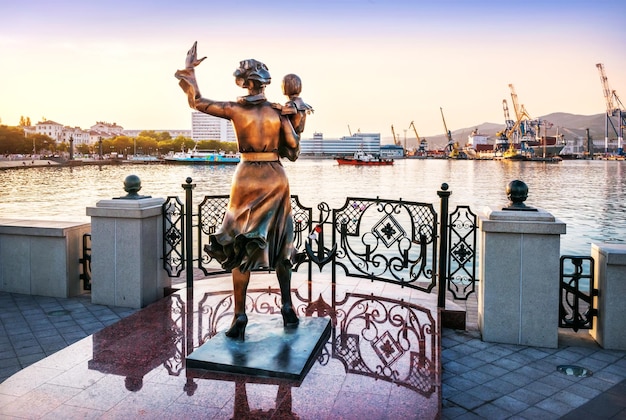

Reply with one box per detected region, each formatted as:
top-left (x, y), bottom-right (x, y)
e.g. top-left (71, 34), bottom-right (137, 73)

top-left (1, 0), bottom-right (625, 141)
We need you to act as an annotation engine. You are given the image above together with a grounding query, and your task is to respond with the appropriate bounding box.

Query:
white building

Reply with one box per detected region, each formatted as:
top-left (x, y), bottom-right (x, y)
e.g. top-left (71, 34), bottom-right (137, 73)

top-left (123, 129), bottom-right (191, 138)
top-left (191, 112), bottom-right (236, 142)
top-left (380, 144), bottom-right (405, 158)
top-left (61, 127), bottom-right (91, 145)
top-left (299, 132), bottom-right (382, 157)
top-left (90, 121), bottom-right (124, 136)
top-left (32, 120), bottom-right (124, 146)
top-left (35, 120), bottom-right (65, 143)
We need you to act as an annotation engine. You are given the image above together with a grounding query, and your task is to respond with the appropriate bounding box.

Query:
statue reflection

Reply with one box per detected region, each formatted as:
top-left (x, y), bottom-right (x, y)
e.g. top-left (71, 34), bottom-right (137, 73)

top-left (189, 286), bottom-right (437, 402)
top-left (233, 380), bottom-right (298, 419)
top-left (87, 278), bottom-right (437, 413)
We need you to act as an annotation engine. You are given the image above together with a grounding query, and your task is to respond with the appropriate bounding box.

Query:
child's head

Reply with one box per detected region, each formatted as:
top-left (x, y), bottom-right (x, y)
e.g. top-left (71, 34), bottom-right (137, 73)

top-left (282, 74), bottom-right (302, 96)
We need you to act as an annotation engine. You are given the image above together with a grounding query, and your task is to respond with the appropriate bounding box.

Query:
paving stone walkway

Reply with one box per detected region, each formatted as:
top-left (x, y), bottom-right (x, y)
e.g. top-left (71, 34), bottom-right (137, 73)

top-left (1, 289), bottom-right (625, 419)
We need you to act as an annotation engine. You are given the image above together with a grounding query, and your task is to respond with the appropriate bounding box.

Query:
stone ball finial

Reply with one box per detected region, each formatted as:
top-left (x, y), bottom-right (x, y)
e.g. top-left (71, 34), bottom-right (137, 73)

top-left (116, 174), bottom-right (151, 200)
top-left (124, 175), bottom-right (142, 196)
top-left (506, 180), bottom-right (527, 204)
top-left (503, 180), bottom-right (535, 211)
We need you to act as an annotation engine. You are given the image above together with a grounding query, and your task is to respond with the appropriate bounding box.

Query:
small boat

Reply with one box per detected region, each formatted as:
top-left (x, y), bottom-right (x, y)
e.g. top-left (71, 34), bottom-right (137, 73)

top-left (129, 155), bottom-right (160, 163)
top-left (503, 145), bottom-right (527, 160)
top-left (335, 150), bottom-right (394, 166)
top-left (164, 147), bottom-right (240, 164)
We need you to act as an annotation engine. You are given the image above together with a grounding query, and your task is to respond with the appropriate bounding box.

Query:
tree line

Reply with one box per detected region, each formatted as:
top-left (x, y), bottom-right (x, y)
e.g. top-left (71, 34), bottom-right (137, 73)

top-left (0, 126), bottom-right (238, 157)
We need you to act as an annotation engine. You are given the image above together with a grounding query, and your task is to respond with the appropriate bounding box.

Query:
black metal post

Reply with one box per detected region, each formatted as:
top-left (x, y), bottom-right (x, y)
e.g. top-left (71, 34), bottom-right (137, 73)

top-left (182, 177), bottom-right (196, 290)
top-left (437, 183), bottom-right (451, 309)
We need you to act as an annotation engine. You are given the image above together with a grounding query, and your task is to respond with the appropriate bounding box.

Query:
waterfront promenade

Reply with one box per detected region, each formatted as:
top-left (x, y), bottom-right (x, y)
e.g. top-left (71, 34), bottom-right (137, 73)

top-left (1, 269), bottom-right (625, 419)
top-left (0, 159), bottom-right (62, 169)
top-left (0, 158), bottom-right (133, 170)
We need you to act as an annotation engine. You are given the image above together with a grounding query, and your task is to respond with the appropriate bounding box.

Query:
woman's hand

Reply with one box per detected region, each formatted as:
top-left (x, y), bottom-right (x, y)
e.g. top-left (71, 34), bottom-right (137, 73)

top-left (185, 41), bottom-right (207, 70)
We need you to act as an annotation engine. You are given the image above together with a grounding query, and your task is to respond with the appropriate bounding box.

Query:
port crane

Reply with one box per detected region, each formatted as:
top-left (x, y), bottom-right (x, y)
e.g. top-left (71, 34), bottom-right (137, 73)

top-left (496, 84), bottom-right (553, 158)
top-left (596, 63), bottom-right (624, 154)
top-left (508, 84), bottom-right (538, 141)
top-left (391, 124), bottom-right (400, 145)
top-left (409, 121), bottom-right (427, 155)
top-left (440, 107), bottom-right (453, 144)
top-left (408, 121), bottom-right (427, 156)
top-left (495, 100), bottom-right (515, 153)
top-left (440, 108), bottom-right (464, 158)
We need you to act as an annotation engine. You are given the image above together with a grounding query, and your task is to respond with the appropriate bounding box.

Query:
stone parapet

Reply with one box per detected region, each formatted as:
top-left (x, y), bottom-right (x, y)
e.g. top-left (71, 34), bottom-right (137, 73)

top-left (0, 218), bottom-right (91, 297)
top-left (590, 243), bottom-right (626, 350)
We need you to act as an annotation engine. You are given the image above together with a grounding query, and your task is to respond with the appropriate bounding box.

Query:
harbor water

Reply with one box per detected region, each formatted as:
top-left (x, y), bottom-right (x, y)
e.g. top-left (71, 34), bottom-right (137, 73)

top-left (0, 159), bottom-right (624, 256)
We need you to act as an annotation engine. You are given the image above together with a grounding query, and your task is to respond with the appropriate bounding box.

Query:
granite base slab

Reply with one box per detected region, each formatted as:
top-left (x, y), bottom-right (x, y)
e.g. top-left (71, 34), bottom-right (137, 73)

top-left (186, 315), bottom-right (331, 381)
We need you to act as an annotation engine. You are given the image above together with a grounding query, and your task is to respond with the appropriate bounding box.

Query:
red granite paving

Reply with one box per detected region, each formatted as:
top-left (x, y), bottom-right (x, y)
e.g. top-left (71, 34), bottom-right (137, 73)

top-left (0, 273), bottom-right (441, 419)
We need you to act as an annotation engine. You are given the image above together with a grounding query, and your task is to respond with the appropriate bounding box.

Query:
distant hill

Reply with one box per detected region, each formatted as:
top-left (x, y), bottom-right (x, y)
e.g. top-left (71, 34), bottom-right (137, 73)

top-left (394, 113), bottom-right (609, 150)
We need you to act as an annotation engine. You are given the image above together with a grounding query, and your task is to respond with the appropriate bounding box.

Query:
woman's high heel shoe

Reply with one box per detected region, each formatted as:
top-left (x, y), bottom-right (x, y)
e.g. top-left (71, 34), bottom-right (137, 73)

top-left (281, 303), bottom-right (299, 328)
top-left (225, 313), bottom-right (248, 340)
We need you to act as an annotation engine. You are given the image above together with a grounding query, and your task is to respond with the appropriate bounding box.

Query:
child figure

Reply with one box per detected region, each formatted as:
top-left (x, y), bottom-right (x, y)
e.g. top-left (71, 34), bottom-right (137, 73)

top-left (281, 74), bottom-right (313, 135)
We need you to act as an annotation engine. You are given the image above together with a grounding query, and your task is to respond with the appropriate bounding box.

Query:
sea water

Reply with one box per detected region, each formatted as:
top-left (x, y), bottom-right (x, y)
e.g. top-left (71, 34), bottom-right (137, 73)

top-left (0, 159), bottom-right (624, 256)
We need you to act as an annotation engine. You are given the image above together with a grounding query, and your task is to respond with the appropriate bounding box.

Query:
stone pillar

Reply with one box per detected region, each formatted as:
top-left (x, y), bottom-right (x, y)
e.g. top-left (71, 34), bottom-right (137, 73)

top-left (590, 243), bottom-right (626, 350)
top-left (478, 207), bottom-right (566, 348)
top-left (86, 197), bottom-right (169, 308)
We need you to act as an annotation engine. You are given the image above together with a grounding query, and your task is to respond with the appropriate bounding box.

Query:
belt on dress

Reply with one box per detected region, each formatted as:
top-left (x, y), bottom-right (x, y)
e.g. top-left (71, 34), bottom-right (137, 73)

top-left (240, 152), bottom-right (279, 162)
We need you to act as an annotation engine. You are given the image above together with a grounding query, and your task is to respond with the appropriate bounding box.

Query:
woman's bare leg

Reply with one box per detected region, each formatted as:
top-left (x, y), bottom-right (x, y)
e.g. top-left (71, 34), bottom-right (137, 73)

top-left (232, 268), bottom-right (250, 315)
top-left (276, 260), bottom-right (298, 327)
top-left (226, 268), bottom-right (251, 339)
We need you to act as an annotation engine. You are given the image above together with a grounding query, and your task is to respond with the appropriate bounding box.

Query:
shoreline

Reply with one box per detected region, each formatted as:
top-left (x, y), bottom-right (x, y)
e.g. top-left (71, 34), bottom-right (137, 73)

top-left (0, 158), bottom-right (164, 170)
top-left (1, 154), bottom-right (621, 171)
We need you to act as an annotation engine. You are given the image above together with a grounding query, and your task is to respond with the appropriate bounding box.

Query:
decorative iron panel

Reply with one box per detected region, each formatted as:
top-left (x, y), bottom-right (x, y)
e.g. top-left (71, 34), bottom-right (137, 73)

top-left (447, 205), bottom-right (477, 300)
top-left (198, 195), bottom-right (230, 276)
top-left (303, 201), bottom-right (336, 270)
top-left (162, 196), bottom-right (185, 277)
top-left (79, 233), bottom-right (92, 291)
top-left (332, 197), bottom-right (438, 292)
top-left (291, 195), bottom-right (313, 267)
top-left (559, 256), bottom-right (596, 331)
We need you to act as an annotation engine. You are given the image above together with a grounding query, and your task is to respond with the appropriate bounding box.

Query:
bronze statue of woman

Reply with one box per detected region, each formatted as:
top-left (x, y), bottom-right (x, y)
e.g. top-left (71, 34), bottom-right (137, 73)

top-left (175, 42), bottom-right (302, 340)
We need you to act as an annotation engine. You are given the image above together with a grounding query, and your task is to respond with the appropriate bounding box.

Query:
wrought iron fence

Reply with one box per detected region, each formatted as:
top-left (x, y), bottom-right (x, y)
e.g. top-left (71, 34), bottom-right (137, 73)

top-left (161, 178), bottom-right (479, 308)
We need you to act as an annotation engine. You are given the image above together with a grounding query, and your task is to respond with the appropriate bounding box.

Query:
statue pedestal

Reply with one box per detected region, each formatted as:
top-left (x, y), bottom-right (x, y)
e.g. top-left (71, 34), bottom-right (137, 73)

top-left (478, 207), bottom-right (566, 348)
top-left (87, 198), bottom-right (169, 308)
top-left (187, 316), bottom-right (331, 381)
top-left (590, 243), bottom-right (626, 350)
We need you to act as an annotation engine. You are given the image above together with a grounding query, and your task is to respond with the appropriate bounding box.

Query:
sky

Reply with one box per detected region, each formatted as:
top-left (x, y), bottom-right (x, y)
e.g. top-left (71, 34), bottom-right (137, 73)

top-left (1, 0), bottom-right (625, 142)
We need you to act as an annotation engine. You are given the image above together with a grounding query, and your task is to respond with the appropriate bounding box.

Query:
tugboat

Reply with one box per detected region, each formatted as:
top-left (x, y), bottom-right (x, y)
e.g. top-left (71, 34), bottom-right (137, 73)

top-left (335, 150), bottom-right (394, 166)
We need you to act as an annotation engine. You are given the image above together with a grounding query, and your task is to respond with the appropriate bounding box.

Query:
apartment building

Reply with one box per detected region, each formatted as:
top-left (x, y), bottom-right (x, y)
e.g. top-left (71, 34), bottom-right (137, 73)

top-left (299, 132), bottom-right (382, 157)
top-left (191, 112), bottom-right (236, 142)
